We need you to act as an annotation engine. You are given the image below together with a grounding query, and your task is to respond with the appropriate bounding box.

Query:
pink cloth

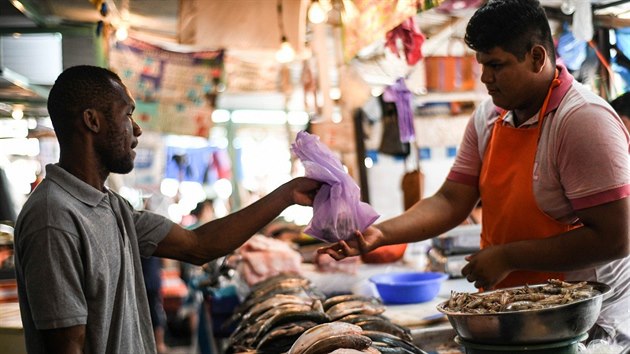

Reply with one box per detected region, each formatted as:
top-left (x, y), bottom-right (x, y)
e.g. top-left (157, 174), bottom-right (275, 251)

top-left (448, 64), bottom-right (630, 223)
top-left (385, 17), bottom-right (425, 66)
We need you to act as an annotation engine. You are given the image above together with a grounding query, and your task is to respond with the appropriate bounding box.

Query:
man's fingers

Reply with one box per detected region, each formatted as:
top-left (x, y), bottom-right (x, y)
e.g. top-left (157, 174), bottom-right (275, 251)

top-left (461, 263), bottom-right (470, 277)
top-left (318, 247), bottom-right (343, 260)
top-left (355, 230), bottom-right (368, 255)
top-left (316, 246), bottom-right (331, 254)
top-left (326, 249), bottom-right (345, 260)
top-left (466, 274), bottom-right (476, 283)
top-left (338, 240), bottom-right (351, 256)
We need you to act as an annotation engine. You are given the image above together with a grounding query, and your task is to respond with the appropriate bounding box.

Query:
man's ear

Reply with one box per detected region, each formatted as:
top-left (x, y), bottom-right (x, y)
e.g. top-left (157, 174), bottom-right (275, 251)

top-left (531, 45), bottom-right (547, 73)
top-left (83, 108), bottom-right (100, 133)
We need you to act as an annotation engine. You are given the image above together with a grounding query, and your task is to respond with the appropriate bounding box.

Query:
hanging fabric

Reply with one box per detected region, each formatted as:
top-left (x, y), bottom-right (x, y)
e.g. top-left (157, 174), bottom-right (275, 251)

top-left (572, 0), bottom-right (593, 42)
top-left (385, 16), bottom-right (426, 66)
top-left (378, 95), bottom-right (411, 157)
top-left (383, 78), bottom-right (415, 143)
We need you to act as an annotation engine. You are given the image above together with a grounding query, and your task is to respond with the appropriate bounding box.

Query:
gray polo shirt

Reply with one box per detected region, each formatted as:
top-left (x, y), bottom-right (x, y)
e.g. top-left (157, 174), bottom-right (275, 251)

top-left (14, 164), bottom-right (174, 354)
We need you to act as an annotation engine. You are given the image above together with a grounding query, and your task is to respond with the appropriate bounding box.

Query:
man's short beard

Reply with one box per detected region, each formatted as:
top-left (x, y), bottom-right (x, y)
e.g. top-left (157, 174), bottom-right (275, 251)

top-left (108, 158), bottom-right (134, 174)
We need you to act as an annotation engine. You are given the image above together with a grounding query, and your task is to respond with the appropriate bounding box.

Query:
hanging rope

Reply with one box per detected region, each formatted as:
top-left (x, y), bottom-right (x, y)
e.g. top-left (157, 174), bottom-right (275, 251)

top-left (277, 0), bottom-right (287, 43)
top-left (588, 40), bottom-right (617, 99)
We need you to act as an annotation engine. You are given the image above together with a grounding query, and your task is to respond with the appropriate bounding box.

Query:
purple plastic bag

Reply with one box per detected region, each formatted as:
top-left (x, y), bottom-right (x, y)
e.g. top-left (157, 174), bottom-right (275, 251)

top-left (291, 131), bottom-right (380, 243)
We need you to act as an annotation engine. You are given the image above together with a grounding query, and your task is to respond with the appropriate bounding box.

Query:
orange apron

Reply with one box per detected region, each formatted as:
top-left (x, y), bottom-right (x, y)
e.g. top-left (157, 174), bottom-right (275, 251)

top-left (479, 72), bottom-right (577, 289)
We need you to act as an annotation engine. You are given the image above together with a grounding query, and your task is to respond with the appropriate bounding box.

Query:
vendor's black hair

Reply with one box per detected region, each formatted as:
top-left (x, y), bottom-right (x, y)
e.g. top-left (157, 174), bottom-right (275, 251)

top-left (464, 0), bottom-right (556, 64)
top-left (47, 65), bottom-right (123, 144)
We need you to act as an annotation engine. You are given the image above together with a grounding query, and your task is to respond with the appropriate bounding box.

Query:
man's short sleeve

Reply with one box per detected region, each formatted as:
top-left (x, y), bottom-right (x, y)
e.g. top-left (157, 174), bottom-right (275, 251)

top-left (554, 103), bottom-right (630, 208)
top-left (133, 209), bottom-right (174, 257)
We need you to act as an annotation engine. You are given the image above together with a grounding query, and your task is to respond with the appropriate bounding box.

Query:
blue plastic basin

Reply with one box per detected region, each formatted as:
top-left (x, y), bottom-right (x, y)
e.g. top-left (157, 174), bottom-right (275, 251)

top-left (369, 271), bottom-right (448, 304)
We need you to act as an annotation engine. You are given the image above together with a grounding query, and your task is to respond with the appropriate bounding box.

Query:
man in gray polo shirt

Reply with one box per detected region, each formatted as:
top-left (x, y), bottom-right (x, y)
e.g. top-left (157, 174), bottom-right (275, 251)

top-left (14, 65), bottom-right (321, 354)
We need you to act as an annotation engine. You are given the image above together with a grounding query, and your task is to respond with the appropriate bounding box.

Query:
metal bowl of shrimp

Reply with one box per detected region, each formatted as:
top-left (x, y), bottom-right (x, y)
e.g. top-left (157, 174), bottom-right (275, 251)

top-left (436, 279), bottom-right (611, 345)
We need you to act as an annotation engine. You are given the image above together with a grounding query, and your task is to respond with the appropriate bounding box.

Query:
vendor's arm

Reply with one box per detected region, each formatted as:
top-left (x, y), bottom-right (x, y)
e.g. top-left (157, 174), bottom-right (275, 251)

top-left (462, 196), bottom-right (630, 289)
top-left (153, 177), bottom-right (320, 264)
top-left (41, 325), bottom-right (85, 354)
top-left (320, 179), bottom-right (480, 260)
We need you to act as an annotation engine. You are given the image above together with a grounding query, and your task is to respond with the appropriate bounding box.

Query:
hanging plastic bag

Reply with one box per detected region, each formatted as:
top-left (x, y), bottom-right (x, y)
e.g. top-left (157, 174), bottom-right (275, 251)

top-left (291, 131), bottom-right (380, 243)
top-left (557, 22), bottom-right (586, 71)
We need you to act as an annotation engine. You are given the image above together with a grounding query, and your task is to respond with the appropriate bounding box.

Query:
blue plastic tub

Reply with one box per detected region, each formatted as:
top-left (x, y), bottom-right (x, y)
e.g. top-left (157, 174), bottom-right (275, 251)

top-left (369, 271), bottom-right (448, 304)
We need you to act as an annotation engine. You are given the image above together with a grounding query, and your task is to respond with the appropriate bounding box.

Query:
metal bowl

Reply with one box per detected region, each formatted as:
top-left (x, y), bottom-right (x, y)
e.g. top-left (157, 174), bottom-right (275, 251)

top-left (436, 281), bottom-right (611, 345)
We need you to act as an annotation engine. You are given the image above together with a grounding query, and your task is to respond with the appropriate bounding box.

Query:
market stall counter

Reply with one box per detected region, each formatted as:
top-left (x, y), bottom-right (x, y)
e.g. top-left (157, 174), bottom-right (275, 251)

top-left (301, 261), bottom-right (476, 353)
top-left (0, 302), bottom-right (26, 354)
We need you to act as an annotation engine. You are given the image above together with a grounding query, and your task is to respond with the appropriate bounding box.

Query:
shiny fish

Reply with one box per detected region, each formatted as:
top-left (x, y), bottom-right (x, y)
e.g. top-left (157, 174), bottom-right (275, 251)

top-left (362, 330), bottom-right (426, 354)
top-left (300, 334), bottom-right (372, 354)
top-left (251, 310), bottom-right (331, 347)
top-left (256, 320), bottom-right (318, 352)
top-left (353, 318), bottom-right (412, 342)
top-left (326, 300), bottom-right (386, 321)
top-left (289, 322), bottom-right (364, 354)
top-left (323, 294), bottom-right (383, 311)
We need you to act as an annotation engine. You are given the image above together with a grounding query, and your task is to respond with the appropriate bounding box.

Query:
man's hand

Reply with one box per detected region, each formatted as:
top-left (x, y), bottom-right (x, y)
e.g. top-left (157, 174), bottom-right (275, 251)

top-left (461, 245), bottom-right (512, 289)
top-left (317, 225), bottom-right (383, 260)
top-left (287, 177), bottom-right (322, 206)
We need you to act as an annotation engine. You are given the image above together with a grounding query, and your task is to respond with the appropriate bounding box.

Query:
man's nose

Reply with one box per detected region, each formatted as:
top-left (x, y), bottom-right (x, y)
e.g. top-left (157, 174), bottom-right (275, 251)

top-left (133, 119), bottom-right (142, 137)
top-left (480, 67), bottom-right (493, 84)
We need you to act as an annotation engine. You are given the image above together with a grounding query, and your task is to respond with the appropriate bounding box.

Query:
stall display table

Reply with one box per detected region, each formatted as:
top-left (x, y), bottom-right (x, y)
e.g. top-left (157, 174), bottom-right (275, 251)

top-left (0, 302), bottom-right (26, 354)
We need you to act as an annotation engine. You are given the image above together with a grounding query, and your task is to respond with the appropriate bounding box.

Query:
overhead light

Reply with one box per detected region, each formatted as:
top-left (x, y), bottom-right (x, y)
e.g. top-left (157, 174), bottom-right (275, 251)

top-left (308, 0), bottom-right (327, 24)
top-left (211, 109), bottom-right (230, 123)
top-left (276, 36), bottom-right (296, 63)
top-left (10, 0), bottom-right (25, 12)
top-left (12, 106), bottom-right (24, 120)
top-left (275, 0), bottom-right (295, 63)
top-left (115, 25), bottom-right (128, 41)
top-left (364, 156), bottom-right (374, 169)
top-left (341, 0), bottom-right (359, 22)
top-left (332, 111), bottom-right (342, 123)
top-left (561, 0), bottom-right (576, 15)
top-left (329, 87), bottom-right (341, 100)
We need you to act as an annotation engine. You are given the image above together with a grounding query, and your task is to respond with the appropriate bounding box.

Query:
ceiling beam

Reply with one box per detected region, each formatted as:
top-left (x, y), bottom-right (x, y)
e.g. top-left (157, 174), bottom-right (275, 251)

top-left (592, 0), bottom-right (630, 11)
top-left (0, 25), bottom-right (95, 36)
top-left (1, 67), bottom-right (50, 99)
top-left (544, 5), bottom-right (630, 29)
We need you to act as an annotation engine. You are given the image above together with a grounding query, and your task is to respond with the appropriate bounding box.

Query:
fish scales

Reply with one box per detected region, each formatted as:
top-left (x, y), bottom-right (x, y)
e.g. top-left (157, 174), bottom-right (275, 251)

top-left (326, 300), bottom-right (386, 321)
top-left (289, 322), bottom-right (364, 354)
top-left (362, 330), bottom-right (425, 354)
top-left (300, 334), bottom-right (373, 354)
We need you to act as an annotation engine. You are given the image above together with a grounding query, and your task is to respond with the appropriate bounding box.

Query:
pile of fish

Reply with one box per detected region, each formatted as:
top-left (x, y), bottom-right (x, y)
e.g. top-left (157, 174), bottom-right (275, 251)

top-left (441, 279), bottom-right (598, 314)
top-left (224, 273), bottom-right (427, 354)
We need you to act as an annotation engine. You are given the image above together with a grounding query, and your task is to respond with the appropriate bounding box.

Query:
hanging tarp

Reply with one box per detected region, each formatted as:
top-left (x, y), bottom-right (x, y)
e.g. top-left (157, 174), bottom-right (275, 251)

top-left (342, 0), bottom-right (420, 62)
top-left (557, 22), bottom-right (587, 72)
top-left (179, 0), bottom-right (308, 55)
top-left (109, 37), bottom-right (224, 137)
top-left (165, 146), bottom-right (231, 184)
